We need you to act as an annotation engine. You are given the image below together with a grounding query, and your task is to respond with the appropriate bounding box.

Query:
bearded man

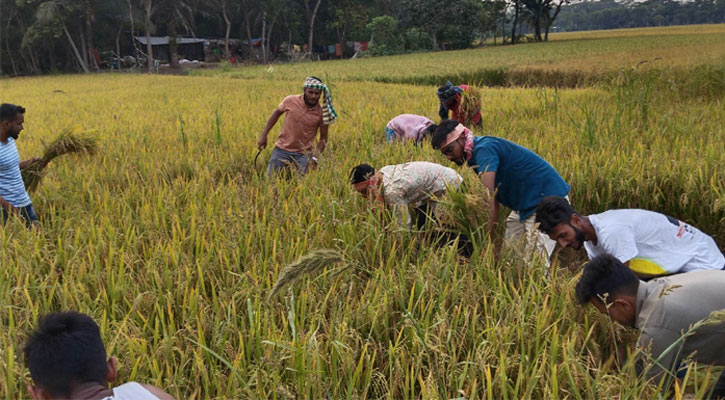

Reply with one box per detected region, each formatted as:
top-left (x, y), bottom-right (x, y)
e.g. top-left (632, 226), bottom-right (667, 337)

top-left (536, 196), bottom-right (725, 278)
top-left (0, 103), bottom-right (43, 227)
top-left (257, 76), bottom-right (337, 176)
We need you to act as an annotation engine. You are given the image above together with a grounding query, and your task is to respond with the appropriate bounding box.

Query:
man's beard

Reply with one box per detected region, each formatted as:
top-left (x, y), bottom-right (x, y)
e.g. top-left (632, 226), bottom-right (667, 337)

top-left (8, 129), bottom-right (19, 140)
top-left (570, 225), bottom-right (586, 250)
top-left (453, 157), bottom-right (464, 166)
top-left (303, 94), bottom-right (319, 107)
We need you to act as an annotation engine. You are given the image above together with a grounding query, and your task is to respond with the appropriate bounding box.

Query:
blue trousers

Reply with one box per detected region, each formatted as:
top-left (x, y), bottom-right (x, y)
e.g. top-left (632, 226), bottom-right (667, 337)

top-left (266, 146), bottom-right (311, 177)
top-left (1, 203), bottom-right (39, 227)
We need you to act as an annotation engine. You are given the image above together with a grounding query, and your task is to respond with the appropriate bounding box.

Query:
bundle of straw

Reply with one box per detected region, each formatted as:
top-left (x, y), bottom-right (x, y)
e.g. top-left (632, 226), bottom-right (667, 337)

top-left (21, 129), bottom-right (98, 192)
top-left (268, 249), bottom-right (345, 301)
top-left (459, 85), bottom-right (482, 125)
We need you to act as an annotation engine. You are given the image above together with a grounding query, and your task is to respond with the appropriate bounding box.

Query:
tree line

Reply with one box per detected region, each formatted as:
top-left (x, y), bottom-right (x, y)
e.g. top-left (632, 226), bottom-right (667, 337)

top-left (0, 0), bottom-right (722, 76)
top-left (556, 0), bottom-right (725, 32)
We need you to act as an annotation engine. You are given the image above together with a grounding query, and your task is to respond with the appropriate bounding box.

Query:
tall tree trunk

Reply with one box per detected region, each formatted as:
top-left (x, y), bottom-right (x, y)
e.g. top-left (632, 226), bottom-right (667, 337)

top-left (306, 0), bottom-right (322, 57)
top-left (79, 24), bottom-right (89, 67)
top-left (511, 0), bottom-right (519, 44)
top-left (62, 23), bottom-right (90, 72)
top-left (84, 8), bottom-right (98, 70)
top-left (535, 15), bottom-right (542, 41)
top-left (127, 0), bottom-right (138, 64)
top-left (545, 0), bottom-right (564, 41)
top-left (266, 15), bottom-right (276, 63)
top-left (15, 12), bottom-right (38, 73)
top-left (168, 16), bottom-right (179, 67)
top-left (115, 29), bottom-right (122, 64)
top-left (261, 11), bottom-right (267, 63)
top-left (242, 1), bottom-right (254, 60)
top-left (4, 9), bottom-right (19, 75)
top-left (222, 0), bottom-right (231, 58)
top-left (144, 1), bottom-right (155, 71)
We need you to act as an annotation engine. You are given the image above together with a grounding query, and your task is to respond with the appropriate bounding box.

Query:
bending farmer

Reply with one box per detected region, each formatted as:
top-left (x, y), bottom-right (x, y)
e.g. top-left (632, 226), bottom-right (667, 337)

top-left (535, 196), bottom-right (725, 278)
top-left (437, 81), bottom-right (482, 128)
top-left (385, 114), bottom-right (436, 144)
top-left (576, 254), bottom-right (725, 397)
top-left (349, 161), bottom-right (462, 229)
top-left (431, 120), bottom-right (570, 266)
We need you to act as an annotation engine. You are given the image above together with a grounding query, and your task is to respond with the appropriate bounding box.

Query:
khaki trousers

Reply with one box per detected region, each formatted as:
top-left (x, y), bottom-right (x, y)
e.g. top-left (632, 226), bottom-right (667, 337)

top-left (503, 196), bottom-right (569, 268)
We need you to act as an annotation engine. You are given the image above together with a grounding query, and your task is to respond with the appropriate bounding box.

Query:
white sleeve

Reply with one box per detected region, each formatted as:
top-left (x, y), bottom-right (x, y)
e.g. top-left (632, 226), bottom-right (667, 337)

top-left (599, 226), bottom-right (639, 263)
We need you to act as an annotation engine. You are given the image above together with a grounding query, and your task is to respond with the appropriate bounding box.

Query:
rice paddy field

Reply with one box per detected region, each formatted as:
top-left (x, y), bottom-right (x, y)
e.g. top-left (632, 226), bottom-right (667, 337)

top-left (1, 25), bottom-right (724, 399)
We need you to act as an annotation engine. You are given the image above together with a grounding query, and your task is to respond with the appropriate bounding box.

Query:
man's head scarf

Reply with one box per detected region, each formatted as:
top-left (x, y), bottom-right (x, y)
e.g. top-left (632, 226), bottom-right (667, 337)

top-left (304, 76), bottom-right (338, 125)
top-left (442, 123), bottom-right (475, 161)
top-left (437, 81), bottom-right (463, 105)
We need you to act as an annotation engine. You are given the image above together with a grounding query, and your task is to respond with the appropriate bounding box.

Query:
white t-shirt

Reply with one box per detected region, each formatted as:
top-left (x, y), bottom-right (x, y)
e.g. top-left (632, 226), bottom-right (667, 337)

top-left (101, 382), bottom-right (161, 400)
top-left (584, 209), bottom-right (724, 276)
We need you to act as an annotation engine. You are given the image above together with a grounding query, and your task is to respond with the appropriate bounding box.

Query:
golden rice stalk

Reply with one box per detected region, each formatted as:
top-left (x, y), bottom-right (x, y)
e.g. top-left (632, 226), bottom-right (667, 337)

top-left (459, 85), bottom-right (482, 124)
top-left (21, 129), bottom-right (98, 192)
top-left (268, 249), bottom-right (345, 301)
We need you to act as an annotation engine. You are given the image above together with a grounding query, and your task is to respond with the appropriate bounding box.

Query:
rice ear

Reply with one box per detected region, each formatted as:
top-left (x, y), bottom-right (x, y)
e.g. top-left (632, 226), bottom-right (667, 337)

top-left (268, 249), bottom-right (345, 301)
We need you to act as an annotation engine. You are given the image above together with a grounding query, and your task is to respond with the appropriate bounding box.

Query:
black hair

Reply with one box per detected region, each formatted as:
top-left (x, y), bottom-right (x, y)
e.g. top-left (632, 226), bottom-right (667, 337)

top-left (349, 164), bottom-right (375, 184)
top-left (575, 254), bottom-right (639, 305)
top-left (0, 103), bottom-right (25, 122)
top-left (535, 196), bottom-right (579, 234)
top-left (421, 124), bottom-right (437, 139)
top-left (24, 312), bottom-right (108, 397)
top-left (431, 119), bottom-right (460, 149)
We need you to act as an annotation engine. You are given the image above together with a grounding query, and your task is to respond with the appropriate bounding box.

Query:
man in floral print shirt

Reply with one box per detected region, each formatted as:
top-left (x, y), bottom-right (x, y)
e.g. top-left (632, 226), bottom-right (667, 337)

top-left (349, 161), bottom-right (462, 229)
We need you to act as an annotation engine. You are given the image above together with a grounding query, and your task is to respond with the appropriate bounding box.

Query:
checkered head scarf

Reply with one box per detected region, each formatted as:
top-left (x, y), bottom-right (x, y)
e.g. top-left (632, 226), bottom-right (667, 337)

top-left (304, 76), bottom-right (338, 125)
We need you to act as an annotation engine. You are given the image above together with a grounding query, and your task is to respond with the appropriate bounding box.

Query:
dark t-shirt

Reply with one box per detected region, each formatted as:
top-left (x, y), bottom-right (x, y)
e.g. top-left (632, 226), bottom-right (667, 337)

top-left (468, 136), bottom-right (570, 220)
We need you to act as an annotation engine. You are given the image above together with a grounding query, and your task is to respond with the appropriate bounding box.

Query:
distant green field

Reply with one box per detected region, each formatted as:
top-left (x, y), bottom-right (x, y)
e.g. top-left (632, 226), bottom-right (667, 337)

top-left (195, 24), bottom-right (725, 86)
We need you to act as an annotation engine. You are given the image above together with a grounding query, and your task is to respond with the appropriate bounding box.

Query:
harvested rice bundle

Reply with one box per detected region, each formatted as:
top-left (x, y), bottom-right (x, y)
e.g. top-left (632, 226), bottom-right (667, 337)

top-left (21, 129), bottom-right (98, 192)
top-left (459, 85), bottom-right (482, 126)
top-left (268, 249), bottom-right (345, 301)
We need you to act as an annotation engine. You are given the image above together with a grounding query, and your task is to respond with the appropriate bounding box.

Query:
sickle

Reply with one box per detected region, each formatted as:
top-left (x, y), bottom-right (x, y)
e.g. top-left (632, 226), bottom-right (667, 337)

top-left (253, 148), bottom-right (262, 168)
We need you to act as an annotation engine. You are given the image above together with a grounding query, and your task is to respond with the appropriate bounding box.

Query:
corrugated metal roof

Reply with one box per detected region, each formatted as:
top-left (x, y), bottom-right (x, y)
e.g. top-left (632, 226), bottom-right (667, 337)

top-left (135, 36), bottom-right (206, 46)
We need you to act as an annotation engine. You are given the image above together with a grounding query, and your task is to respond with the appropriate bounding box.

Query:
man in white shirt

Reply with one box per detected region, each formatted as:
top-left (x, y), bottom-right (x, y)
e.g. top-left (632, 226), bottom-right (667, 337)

top-left (25, 312), bottom-right (175, 400)
top-left (535, 196), bottom-right (724, 278)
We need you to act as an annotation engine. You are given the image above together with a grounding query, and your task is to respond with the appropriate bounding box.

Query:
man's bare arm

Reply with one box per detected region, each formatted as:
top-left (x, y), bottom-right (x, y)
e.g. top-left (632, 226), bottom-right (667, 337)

top-left (257, 109), bottom-right (284, 150)
top-left (316, 123), bottom-right (329, 156)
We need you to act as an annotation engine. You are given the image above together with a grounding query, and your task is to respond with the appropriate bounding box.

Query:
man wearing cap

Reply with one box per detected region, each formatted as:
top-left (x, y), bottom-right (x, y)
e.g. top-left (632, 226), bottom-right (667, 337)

top-left (257, 76), bottom-right (337, 176)
top-left (431, 119), bottom-right (570, 266)
top-left (535, 196), bottom-right (724, 278)
top-left (385, 114), bottom-right (436, 144)
top-left (437, 81), bottom-right (482, 128)
top-left (349, 161), bottom-right (462, 230)
top-left (575, 254), bottom-right (725, 397)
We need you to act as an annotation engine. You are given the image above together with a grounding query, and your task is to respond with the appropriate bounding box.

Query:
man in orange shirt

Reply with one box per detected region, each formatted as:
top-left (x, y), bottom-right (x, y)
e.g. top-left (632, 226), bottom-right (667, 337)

top-left (257, 76), bottom-right (337, 176)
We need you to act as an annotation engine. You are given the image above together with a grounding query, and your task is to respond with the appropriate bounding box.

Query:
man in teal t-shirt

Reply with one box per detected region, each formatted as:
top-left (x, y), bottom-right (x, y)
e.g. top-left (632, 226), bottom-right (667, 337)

top-left (432, 120), bottom-right (570, 266)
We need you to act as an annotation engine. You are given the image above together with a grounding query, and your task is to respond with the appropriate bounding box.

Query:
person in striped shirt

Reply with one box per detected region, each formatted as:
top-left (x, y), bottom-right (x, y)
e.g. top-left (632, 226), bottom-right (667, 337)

top-left (0, 103), bottom-right (43, 227)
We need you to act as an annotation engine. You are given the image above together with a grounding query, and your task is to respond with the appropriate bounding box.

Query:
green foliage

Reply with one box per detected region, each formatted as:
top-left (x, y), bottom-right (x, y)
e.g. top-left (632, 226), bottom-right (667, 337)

top-left (366, 15), bottom-right (402, 56)
top-left (403, 27), bottom-right (431, 51)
